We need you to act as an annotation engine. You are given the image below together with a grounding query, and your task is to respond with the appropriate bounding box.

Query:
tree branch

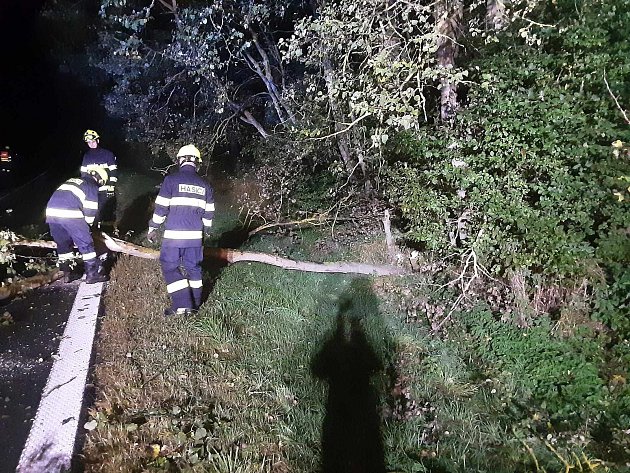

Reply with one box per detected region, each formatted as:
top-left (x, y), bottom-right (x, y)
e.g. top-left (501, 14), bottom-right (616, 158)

top-left (604, 70), bottom-right (630, 124)
top-left (306, 113), bottom-right (371, 141)
top-left (12, 233), bottom-right (410, 277)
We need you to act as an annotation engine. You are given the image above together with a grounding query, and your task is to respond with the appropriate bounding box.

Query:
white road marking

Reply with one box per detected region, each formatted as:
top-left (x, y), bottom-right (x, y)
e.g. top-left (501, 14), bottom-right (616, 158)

top-left (16, 281), bottom-right (104, 473)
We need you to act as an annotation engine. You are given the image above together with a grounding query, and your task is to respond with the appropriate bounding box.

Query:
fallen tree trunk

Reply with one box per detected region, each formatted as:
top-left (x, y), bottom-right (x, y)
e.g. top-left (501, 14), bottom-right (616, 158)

top-left (13, 232), bottom-right (410, 277)
top-left (0, 270), bottom-right (62, 301)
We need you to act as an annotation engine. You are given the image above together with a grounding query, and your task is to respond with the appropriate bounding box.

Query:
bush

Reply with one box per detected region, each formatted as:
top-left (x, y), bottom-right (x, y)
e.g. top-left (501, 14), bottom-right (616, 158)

top-left (462, 308), bottom-right (606, 423)
top-left (238, 131), bottom-right (340, 222)
top-left (593, 265), bottom-right (630, 339)
top-left (385, 0), bottom-right (630, 278)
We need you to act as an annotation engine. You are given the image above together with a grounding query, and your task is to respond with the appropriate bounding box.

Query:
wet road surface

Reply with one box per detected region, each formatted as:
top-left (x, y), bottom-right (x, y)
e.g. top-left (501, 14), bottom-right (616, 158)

top-left (0, 280), bottom-right (80, 473)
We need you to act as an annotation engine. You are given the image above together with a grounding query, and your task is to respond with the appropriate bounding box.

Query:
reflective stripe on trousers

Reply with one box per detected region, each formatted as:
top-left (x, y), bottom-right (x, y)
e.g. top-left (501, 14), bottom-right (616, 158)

top-left (159, 246), bottom-right (203, 311)
top-left (49, 221), bottom-right (96, 263)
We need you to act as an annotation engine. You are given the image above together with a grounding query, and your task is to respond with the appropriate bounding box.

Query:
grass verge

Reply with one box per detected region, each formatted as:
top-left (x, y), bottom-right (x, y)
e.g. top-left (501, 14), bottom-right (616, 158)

top-left (82, 224), bottom-right (629, 472)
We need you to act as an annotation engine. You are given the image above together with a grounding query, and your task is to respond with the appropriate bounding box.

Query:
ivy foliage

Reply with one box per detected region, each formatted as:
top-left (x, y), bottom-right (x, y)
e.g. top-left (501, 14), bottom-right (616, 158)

top-left (465, 309), bottom-right (606, 422)
top-left (386, 0), bottom-right (630, 278)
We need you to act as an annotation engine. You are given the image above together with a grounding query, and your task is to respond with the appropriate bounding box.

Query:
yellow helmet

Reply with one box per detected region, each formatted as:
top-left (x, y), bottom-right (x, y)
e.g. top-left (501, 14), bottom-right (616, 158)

top-left (83, 129), bottom-right (100, 142)
top-left (176, 144), bottom-right (201, 160)
top-left (85, 165), bottom-right (108, 186)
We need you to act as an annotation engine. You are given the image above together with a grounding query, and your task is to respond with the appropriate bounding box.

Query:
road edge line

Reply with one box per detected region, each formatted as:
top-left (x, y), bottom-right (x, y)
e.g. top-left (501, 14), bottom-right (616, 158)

top-left (16, 281), bottom-right (104, 473)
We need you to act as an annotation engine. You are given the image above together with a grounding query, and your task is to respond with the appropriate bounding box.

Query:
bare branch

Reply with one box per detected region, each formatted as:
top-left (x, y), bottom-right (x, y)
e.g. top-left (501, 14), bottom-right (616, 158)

top-left (248, 214), bottom-right (331, 237)
top-left (306, 113), bottom-right (371, 141)
top-left (12, 234), bottom-right (410, 277)
top-left (604, 70), bottom-right (630, 124)
top-left (240, 109), bottom-right (271, 138)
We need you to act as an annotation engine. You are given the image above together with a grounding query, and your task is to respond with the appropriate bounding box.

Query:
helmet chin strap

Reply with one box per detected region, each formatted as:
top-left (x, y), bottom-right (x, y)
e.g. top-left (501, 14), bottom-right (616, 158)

top-left (179, 158), bottom-right (199, 170)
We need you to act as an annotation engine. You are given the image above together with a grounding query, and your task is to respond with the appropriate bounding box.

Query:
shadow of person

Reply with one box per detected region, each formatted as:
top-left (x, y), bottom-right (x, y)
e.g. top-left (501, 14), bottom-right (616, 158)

top-left (311, 280), bottom-right (386, 473)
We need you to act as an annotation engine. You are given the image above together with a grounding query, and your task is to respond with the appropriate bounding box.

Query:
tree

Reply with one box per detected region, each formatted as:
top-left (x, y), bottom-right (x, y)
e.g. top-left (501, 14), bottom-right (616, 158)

top-left (385, 0), bottom-right (630, 278)
top-left (284, 0), bottom-right (453, 186)
top-left (435, 0), bottom-right (463, 122)
top-left (96, 0), bottom-right (307, 157)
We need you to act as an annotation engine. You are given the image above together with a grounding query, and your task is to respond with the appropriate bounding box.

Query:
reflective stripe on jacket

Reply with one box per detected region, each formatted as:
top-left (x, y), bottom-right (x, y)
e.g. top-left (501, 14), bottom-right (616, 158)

top-left (80, 147), bottom-right (118, 192)
top-left (45, 176), bottom-right (99, 225)
top-left (149, 165), bottom-right (215, 247)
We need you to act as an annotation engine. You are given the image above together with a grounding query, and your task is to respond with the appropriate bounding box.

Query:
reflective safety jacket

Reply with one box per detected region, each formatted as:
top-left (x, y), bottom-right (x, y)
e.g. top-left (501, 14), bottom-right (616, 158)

top-left (81, 147), bottom-right (118, 193)
top-left (45, 175), bottom-right (99, 225)
top-left (0, 149), bottom-right (11, 173)
top-left (149, 165), bottom-right (215, 248)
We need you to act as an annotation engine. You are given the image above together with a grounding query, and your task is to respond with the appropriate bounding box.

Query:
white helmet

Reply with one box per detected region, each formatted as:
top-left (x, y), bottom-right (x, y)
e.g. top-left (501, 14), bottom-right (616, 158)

top-left (176, 144), bottom-right (201, 168)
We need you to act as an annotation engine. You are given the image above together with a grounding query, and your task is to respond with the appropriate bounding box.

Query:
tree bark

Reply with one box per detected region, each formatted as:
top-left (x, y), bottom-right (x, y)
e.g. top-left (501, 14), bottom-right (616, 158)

top-left (486, 0), bottom-right (506, 32)
top-left (0, 271), bottom-right (62, 301)
top-left (239, 109), bottom-right (270, 138)
top-left (225, 99), bottom-right (270, 139)
top-left (323, 58), bottom-right (356, 176)
top-left (435, 0), bottom-right (463, 122)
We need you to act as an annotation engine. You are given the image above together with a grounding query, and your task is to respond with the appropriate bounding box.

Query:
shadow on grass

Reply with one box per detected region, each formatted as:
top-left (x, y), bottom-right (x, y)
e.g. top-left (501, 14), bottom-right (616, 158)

top-left (311, 278), bottom-right (386, 473)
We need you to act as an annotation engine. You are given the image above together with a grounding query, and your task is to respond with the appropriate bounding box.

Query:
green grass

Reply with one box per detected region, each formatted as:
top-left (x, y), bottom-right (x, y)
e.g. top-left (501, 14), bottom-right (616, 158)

top-left (83, 221), bottom-right (629, 472)
top-left (199, 264), bottom-right (350, 470)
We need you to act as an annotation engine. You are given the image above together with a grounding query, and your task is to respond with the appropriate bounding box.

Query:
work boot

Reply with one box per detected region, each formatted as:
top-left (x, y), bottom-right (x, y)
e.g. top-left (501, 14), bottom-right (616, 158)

top-left (59, 261), bottom-right (82, 283)
top-left (85, 260), bottom-right (109, 284)
top-left (163, 308), bottom-right (193, 317)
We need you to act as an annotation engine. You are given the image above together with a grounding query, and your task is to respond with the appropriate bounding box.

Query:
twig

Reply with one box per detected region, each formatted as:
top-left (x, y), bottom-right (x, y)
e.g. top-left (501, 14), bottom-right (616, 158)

top-left (520, 440), bottom-right (543, 473)
top-left (306, 113), bottom-right (371, 141)
top-left (520, 17), bottom-right (555, 28)
top-left (604, 70), bottom-right (630, 124)
top-left (544, 441), bottom-right (572, 473)
top-left (432, 241), bottom-right (492, 334)
top-left (247, 214), bottom-right (330, 237)
top-left (338, 160), bottom-right (362, 192)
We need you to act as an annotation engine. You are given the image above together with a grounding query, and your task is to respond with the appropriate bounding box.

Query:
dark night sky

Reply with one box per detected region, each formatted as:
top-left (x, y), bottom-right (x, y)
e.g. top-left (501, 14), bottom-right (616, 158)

top-left (0, 0), bottom-right (117, 181)
top-left (0, 0), bottom-right (54, 155)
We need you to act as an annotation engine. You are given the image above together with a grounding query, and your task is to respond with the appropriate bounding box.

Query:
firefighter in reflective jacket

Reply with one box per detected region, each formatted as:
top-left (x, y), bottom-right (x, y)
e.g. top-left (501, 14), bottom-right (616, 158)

top-left (0, 146), bottom-right (13, 188)
top-left (0, 146), bottom-right (11, 168)
top-left (147, 144), bottom-right (215, 316)
top-left (81, 129), bottom-right (118, 228)
top-left (45, 166), bottom-right (110, 284)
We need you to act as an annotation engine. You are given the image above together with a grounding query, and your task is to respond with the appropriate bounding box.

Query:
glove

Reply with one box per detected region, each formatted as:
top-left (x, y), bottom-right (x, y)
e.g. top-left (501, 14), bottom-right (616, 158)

top-left (147, 228), bottom-right (157, 244)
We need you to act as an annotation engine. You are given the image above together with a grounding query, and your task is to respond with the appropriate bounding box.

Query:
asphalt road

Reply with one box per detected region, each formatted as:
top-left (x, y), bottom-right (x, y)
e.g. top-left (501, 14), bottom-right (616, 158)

top-left (0, 171), bottom-right (63, 233)
top-left (0, 172), bottom-right (102, 472)
top-left (0, 280), bottom-right (80, 473)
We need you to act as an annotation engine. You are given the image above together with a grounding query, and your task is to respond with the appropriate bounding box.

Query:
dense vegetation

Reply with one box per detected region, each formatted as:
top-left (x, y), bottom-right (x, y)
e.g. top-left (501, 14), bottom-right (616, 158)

top-left (2, 0), bottom-right (629, 471)
top-left (87, 0), bottom-right (629, 277)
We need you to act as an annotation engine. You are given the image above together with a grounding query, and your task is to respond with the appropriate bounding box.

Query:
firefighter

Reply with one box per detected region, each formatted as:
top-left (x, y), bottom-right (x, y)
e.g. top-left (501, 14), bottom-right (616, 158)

top-left (81, 129), bottom-right (118, 229)
top-left (0, 146), bottom-right (12, 189)
top-left (147, 144), bottom-right (215, 316)
top-left (45, 166), bottom-right (110, 284)
top-left (0, 146), bottom-right (11, 167)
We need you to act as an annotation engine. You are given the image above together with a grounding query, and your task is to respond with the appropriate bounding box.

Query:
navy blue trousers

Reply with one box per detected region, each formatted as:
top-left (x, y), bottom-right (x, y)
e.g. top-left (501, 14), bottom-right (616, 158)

top-left (159, 246), bottom-right (203, 311)
top-left (49, 221), bottom-right (97, 262)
